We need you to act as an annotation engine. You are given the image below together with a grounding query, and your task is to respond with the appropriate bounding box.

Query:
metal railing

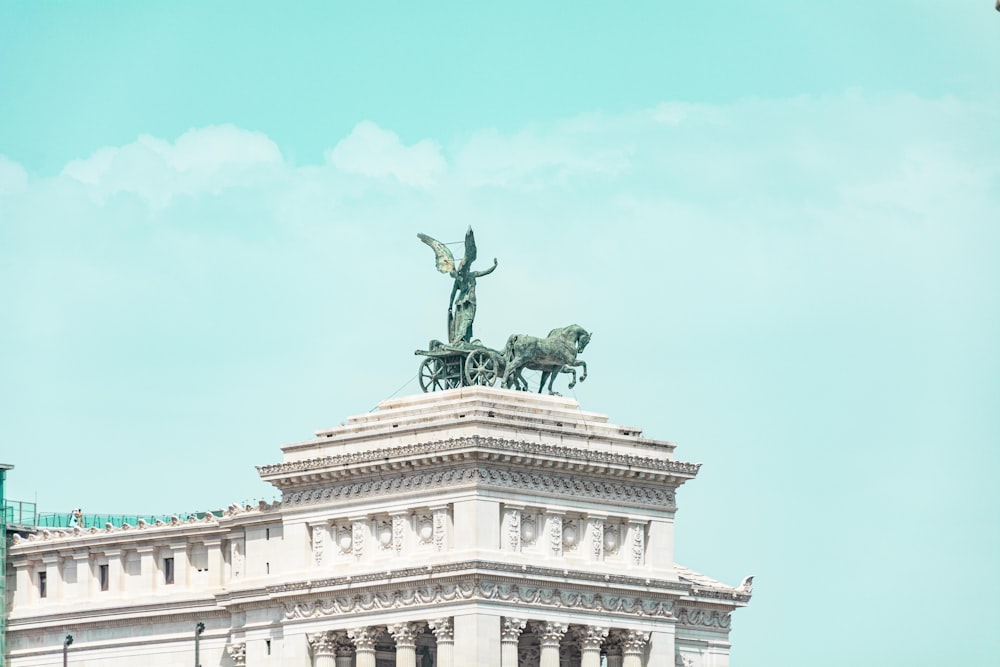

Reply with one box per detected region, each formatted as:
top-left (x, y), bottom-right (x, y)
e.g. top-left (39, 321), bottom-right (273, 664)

top-left (3, 498), bottom-right (37, 527)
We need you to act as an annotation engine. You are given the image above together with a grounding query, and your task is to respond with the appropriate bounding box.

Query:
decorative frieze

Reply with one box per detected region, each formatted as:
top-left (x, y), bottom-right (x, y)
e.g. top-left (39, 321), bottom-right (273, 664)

top-left (259, 436), bottom-right (699, 479)
top-left (675, 607), bottom-right (732, 630)
top-left (283, 579), bottom-right (675, 620)
top-left (282, 466), bottom-right (677, 510)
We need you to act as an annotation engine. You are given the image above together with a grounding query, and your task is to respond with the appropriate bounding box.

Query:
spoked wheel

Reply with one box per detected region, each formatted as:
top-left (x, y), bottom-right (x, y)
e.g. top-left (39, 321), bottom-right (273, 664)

top-left (419, 357), bottom-right (449, 392)
top-left (465, 349), bottom-right (500, 387)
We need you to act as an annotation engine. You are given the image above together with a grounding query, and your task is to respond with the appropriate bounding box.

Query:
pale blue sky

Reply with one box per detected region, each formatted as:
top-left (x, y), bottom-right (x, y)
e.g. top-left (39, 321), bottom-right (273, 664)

top-left (2, 3), bottom-right (999, 666)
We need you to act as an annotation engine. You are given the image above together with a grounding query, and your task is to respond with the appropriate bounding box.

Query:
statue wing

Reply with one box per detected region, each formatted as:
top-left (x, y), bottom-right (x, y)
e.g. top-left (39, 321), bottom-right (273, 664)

top-left (462, 226), bottom-right (478, 269)
top-left (417, 233), bottom-right (456, 274)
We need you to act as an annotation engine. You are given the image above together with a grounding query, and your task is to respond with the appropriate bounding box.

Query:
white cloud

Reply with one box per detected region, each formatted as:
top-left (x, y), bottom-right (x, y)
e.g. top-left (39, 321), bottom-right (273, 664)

top-left (0, 154), bottom-right (29, 196)
top-left (60, 125), bottom-right (284, 206)
top-left (325, 120), bottom-right (445, 186)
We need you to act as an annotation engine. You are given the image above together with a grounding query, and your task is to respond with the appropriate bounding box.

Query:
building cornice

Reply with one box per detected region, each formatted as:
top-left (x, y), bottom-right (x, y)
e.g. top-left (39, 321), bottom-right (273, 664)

top-left (258, 436), bottom-right (699, 485)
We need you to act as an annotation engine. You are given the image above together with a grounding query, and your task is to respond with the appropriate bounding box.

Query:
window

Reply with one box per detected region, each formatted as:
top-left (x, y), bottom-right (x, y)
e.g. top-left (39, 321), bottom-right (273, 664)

top-left (99, 564), bottom-right (109, 591)
top-left (265, 561), bottom-right (270, 574)
top-left (265, 527), bottom-right (270, 541)
top-left (164, 557), bottom-right (174, 585)
top-left (38, 571), bottom-right (47, 598)
top-left (266, 639), bottom-right (271, 655)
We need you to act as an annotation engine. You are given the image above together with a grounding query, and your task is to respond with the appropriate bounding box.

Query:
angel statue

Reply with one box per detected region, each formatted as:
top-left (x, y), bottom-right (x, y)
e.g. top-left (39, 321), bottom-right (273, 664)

top-left (418, 227), bottom-right (498, 346)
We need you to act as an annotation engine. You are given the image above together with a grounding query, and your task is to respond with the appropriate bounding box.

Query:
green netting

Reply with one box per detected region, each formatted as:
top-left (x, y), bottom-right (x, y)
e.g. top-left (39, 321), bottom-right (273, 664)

top-left (34, 511), bottom-right (220, 529)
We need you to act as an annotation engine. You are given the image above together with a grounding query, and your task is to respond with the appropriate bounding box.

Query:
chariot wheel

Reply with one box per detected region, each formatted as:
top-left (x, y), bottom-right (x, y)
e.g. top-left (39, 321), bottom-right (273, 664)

top-left (419, 357), bottom-right (449, 392)
top-left (465, 349), bottom-right (500, 386)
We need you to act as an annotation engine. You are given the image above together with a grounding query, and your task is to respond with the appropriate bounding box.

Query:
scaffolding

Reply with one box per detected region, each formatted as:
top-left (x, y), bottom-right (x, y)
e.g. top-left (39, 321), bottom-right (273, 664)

top-left (1, 463), bottom-right (13, 667)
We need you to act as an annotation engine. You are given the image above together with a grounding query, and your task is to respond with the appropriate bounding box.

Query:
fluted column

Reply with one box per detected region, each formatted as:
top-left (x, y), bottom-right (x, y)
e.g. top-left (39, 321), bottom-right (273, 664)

top-left (308, 631), bottom-right (338, 667)
top-left (578, 626), bottom-right (608, 667)
top-left (538, 622), bottom-right (568, 667)
top-left (348, 627), bottom-right (378, 667)
top-left (605, 642), bottom-right (623, 667)
top-left (429, 617), bottom-right (455, 667)
top-left (621, 630), bottom-right (650, 667)
top-left (500, 618), bottom-right (526, 667)
top-left (335, 642), bottom-right (355, 667)
top-left (390, 621), bottom-right (423, 667)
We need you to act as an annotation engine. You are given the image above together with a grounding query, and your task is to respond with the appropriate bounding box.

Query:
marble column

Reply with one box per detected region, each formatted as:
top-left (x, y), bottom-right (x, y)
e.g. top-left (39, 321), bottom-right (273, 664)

top-left (538, 622), bottom-right (568, 667)
top-left (308, 631), bottom-right (337, 667)
top-left (577, 626), bottom-right (608, 667)
top-left (335, 642), bottom-right (355, 667)
top-left (348, 627), bottom-right (378, 667)
top-left (621, 630), bottom-right (650, 667)
top-left (605, 642), bottom-right (624, 667)
top-left (429, 617), bottom-right (455, 667)
top-left (389, 622), bottom-right (423, 667)
top-left (500, 617), bottom-right (526, 667)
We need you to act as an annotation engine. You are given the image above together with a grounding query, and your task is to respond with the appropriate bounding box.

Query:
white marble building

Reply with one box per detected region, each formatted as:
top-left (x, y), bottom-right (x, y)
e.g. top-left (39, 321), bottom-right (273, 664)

top-left (4, 387), bottom-right (751, 666)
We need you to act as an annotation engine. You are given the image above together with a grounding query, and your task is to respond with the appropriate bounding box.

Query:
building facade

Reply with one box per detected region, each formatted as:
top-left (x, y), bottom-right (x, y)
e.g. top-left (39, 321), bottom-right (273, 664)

top-left (4, 387), bottom-right (751, 666)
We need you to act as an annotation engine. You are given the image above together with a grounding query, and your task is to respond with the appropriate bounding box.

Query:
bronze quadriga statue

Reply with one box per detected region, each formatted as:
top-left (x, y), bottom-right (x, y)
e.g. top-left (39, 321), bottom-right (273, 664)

top-left (415, 228), bottom-right (590, 395)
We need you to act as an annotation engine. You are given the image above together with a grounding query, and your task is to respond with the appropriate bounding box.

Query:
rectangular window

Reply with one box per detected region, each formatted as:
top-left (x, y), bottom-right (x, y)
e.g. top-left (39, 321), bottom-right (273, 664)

top-left (99, 564), bottom-right (109, 591)
top-left (266, 639), bottom-right (271, 655)
top-left (164, 557), bottom-right (174, 585)
top-left (265, 527), bottom-right (270, 540)
top-left (265, 561), bottom-right (270, 574)
top-left (38, 571), bottom-right (47, 598)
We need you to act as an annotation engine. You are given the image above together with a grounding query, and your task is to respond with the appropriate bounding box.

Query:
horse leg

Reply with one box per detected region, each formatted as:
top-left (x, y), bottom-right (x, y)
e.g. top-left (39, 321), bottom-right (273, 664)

top-left (564, 366), bottom-right (578, 389)
top-left (538, 371), bottom-right (550, 394)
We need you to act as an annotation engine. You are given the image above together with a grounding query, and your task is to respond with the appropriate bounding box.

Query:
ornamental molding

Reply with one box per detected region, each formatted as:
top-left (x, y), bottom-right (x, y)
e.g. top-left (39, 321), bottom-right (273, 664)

top-left (265, 559), bottom-right (692, 596)
top-left (258, 436), bottom-right (699, 479)
top-left (281, 465), bottom-right (676, 510)
top-left (282, 578), bottom-right (675, 622)
top-left (675, 606), bottom-right (732, 631)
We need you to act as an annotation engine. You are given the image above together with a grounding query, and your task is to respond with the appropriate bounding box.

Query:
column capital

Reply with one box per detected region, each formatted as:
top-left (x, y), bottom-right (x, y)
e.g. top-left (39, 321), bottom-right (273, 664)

top-left (428, 617), bottom-right (454, 642)
top-left (347, 626), bottom-right (378, 651)
top-left (577, 626), bottom-right (609, 650)
top-left (500, 617), bottom-right (527, 642)
top-left (537, 621), bottom-right (568, 647)
top-left (620, 630), bottom-right (650, 655)
top-left (308, 631), bottom-right (338, 656)
top-left (388, 621), bottom-right (425, 648)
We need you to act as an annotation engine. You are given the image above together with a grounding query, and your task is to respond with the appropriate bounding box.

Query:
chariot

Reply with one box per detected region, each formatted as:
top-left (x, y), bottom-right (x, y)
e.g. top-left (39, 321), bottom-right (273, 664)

top-left (414, 342), bottom-right (506, 392)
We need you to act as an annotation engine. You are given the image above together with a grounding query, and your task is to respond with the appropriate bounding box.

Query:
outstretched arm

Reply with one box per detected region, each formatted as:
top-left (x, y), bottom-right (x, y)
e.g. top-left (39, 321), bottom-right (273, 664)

top-left (472, 258), bottom-right (498, 278)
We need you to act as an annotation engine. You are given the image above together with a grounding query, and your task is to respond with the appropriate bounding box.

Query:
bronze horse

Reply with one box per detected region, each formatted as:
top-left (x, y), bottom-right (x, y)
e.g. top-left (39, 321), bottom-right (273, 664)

top-left (501, 324), bottom-right (591, 395)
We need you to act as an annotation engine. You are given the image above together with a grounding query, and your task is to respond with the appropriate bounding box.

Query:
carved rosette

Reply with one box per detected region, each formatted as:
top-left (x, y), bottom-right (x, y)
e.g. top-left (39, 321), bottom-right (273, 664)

top-left (389, 621), bottom-right (423, 649)
top-left (226, 642), bottom-right (247, 666)
top-left (428, 617), bottom-right (454, 644)
top-left (392, 513), bottom-right (405, 555)
top-left (500, 617), bottom-right (527, 643)
top-left (620, 630), bottom-right (650, 656)
top-left (347, 627), bottom-right (377, 652)
top-left (433, 507), bottom-right (447, 552)
top-left (577, 626), bottom-right (609, 651)
top-left (308, 631), bottom-right (338, 656)
top-left (351, 521), bottom-right (365, 560)
top-left (311, 525), bottom-right (325, 566)
top-left (537, 621), bottom-right (568, 648)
